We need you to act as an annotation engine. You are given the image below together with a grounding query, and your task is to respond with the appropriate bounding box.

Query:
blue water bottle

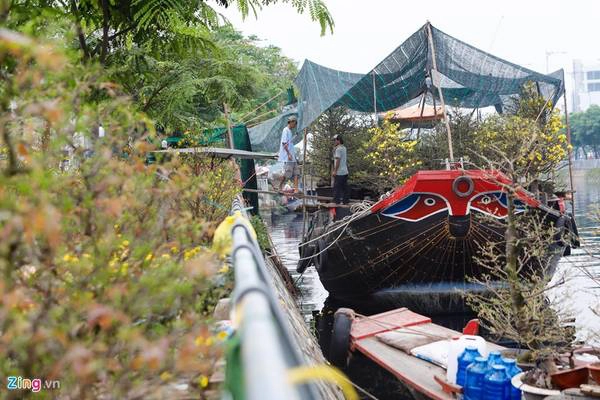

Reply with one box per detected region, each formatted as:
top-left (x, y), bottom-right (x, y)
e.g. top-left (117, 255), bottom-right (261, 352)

top-left (465, 356), bottom-right (488, 400)
top-left (457, 346), bottom-right (481, 387)
top-left (502, 358), bottom-right (522, 400)
top-left (483, 365), bottom-right (510, 400)
top-left (486, 351), bottom-right (503, 369)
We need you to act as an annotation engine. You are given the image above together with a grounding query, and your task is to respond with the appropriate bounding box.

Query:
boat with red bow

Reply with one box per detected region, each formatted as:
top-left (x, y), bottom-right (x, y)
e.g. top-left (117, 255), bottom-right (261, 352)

top-left (297, 169), bottom-right (578, 311)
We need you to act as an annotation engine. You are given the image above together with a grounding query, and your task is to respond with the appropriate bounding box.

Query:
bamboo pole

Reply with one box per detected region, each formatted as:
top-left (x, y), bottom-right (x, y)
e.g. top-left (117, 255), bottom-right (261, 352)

top-left (224, 103), bottom-right (234, 149)
top-left (372, 71), bottom-right (378, 123)
top-left (426, 23), bottom-right (455, 163)
top-left (301, 128), bottom-right (308, 238)
top-left (562, 93), bottom-right (576, 216)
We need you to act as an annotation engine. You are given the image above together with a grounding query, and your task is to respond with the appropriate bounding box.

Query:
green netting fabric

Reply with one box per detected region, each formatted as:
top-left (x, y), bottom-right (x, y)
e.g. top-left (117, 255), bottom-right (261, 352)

top-left (293, 23), bottom-right (564, 132)
top-left (248, 23), bottom-right (564, 152)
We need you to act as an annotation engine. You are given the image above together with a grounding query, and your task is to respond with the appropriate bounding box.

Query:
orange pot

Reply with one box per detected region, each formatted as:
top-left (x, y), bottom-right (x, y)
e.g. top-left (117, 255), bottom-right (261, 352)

top-left (550, 366), bottom-right (589, 390)
top-left (589, 363), bottom-right (600, 383)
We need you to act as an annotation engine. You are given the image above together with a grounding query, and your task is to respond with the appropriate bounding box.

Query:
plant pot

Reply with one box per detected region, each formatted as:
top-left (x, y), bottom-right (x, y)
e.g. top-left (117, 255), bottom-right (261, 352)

top-left (589, 363), bottom-right (600, 383)
top-left (550, 366), bottom-right (589, 390)
top-left (512, 372), bottom-right (561, 400)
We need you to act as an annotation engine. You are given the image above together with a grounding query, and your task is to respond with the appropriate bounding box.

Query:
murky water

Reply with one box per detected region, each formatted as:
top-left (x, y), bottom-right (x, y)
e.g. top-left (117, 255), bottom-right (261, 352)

top-left (262, 176), bottom-right (600, 340)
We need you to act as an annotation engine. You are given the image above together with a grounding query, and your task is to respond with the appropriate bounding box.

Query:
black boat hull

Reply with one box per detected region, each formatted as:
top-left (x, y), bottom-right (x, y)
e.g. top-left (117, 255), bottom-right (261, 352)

top-left (301, 210), bottom-right (567, 302)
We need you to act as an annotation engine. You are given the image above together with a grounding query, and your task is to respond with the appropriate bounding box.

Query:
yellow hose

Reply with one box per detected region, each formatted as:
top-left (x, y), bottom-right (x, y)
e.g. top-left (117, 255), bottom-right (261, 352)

top-left (288, 365), bottom-right (359, 400)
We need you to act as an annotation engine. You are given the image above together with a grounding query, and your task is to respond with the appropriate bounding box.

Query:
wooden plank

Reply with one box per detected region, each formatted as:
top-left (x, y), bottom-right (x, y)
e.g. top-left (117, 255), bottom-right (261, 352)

top-left (355, 337), bottom-right (453, 400)
top-left (351, 308), bottom-right (431, 341)
top-left (242, 188), bottom-right (360, 205)
top-left (151, 147), bottom-right (278, 160)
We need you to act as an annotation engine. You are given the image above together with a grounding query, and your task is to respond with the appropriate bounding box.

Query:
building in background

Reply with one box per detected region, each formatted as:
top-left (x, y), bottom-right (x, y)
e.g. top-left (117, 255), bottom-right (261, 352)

top-left (572, 59), bottom-right (600, 112)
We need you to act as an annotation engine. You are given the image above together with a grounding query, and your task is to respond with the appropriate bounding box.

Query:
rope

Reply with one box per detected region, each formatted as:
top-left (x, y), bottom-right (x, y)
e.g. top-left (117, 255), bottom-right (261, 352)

top-left (287, 365), bottom-right (359, 400)
top-left (298, 201), bottom-right (373, 249)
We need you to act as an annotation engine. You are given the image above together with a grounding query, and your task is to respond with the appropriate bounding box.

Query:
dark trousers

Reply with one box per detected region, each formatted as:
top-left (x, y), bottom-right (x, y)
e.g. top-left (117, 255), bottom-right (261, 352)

top-left (333, 174), bottom-right (349, 204)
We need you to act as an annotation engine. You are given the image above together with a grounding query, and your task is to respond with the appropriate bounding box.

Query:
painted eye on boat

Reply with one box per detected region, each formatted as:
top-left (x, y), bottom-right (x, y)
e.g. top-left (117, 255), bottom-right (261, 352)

top-left (481, 196), bottom-right (491, 205)
top-left (424, 197), bottom-right (436, 206)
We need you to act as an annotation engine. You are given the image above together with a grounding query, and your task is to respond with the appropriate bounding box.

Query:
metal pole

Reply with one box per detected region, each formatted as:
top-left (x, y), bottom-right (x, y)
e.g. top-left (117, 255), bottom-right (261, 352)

top-left (426, 23), bottom-right (455, 163)
top-left (562, 93), bottom-right (576, 217)
top-left (372, 71), bottom-right (378, 122)
top-left (301, 128), bottom-right (308, 238)
top-left (224, 102), bottom-right (234, 149)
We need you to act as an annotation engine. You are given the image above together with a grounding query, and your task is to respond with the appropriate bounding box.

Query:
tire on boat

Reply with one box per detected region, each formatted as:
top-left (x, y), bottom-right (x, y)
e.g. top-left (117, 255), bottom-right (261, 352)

top-left (329, 308), bottom-right (355, 369)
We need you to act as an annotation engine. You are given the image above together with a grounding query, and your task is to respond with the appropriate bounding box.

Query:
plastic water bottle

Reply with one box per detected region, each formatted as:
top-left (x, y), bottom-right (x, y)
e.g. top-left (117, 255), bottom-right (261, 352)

top-left (483, 365), bottom-right (509, 400)
top-left (465, 356), bottom-right (488, 400)
top-left (502, 358), bottom-right (522, 400)
top-left (447, 335), bottom-right (488, 384)
top-left (486, 351), bottom-right (503, 369)
top-left (457, 346), bottom-right (481, 387)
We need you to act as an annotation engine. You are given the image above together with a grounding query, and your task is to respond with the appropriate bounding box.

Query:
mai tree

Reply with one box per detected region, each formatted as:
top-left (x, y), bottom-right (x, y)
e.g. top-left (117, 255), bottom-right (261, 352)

top-left (466, 85), bottom-right (574, 383)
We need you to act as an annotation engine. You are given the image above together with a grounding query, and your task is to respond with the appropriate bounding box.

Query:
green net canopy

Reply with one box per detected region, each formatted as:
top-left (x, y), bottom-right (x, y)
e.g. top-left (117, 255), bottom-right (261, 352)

top-left (294, 23), bottom-right (564, 132)
top-left (249, 22), bottom-right (565, 152)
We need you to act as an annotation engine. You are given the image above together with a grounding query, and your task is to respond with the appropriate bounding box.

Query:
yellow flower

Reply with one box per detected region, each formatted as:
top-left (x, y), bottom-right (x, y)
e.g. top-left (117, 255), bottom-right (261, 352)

top-left (194, 336), bottom-right (205, 346)
top-left (62, 254), bottom-right (71, 262)
top-left (83, 253), bottom-right (91, 259)
top-left (217, 331), bottom-right (228, 341)
top-left (145, 253), bottom-right (153, 262)
top-left (161, 254), bottom-right (171, 260)
top-left (170, 246), bottom-right (178, 254)
top-left (160, 371), bottom-right (172, 381)
top-left (218, 265), bottom-right (229, 274)
top-left (199, 375), bottom-right (209, 389)
top-left (205, 337), bottom-right (214, 346)
top-left (121, 240), bottom-right (129, 247)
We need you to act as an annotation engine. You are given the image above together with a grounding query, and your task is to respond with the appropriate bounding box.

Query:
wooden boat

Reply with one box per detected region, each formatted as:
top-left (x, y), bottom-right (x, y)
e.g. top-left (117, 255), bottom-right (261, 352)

top-left (297, 169), bottom-right (579, 309)
top-left (326, 307), bottom-right (506, 400)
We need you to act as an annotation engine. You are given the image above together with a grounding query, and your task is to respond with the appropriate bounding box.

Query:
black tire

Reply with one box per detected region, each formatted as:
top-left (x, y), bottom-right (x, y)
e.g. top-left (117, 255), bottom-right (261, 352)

top-left (329, 308), bottom-right (354, 369)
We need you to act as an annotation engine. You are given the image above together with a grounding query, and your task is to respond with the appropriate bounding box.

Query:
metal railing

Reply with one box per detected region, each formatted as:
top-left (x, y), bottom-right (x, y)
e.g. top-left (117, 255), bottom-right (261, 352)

top-left (230, 198), bottom-right (318, 400)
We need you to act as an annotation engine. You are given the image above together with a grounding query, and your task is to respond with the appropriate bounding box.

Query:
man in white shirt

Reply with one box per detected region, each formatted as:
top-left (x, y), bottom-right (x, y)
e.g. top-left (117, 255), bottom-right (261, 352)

top-left (278, 115), bottom-right (299, 192)
top-left (332, 134), bottom-right (349, 204)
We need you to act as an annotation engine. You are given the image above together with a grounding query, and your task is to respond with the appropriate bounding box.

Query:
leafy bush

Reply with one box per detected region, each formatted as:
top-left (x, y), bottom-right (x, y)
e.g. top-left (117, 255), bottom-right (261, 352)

top-left (0, 29), bottom-right (238, 398)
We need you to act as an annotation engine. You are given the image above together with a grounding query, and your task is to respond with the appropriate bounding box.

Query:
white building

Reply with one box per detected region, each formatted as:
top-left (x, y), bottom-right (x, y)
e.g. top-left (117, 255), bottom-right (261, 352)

top-left (572, 60), bottom-right (600, 112)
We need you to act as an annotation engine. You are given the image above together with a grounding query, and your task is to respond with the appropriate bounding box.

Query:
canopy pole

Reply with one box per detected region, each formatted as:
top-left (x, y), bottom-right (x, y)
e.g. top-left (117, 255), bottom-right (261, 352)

top-left (224, 102), bottom-right (234, 149)
top-left (416, 90), bottom-right (427, 141)
top-left (372, 71), bottom-right (378, 123)
top-left (426, 23), bottom-right (455, 163)
top-left (562, 94), bottom-right (576, 217)
top-left (301, 128), bottom-right (308, 238)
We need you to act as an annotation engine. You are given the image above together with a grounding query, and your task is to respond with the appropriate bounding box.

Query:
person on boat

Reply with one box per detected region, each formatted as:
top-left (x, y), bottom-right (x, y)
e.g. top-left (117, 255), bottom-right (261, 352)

top-left (332, 134), bottom-right (349, 204)
top-left (278, 115), bottom-right (299, 192)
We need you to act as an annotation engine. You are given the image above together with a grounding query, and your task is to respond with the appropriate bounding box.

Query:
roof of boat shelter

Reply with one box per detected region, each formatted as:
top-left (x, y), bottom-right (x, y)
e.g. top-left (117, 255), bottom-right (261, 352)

top-left (249, 22), bottom-right (565, 152)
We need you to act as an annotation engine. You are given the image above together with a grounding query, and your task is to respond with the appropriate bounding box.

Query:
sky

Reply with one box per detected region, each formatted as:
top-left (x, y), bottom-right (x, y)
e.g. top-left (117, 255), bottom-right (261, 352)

top-left (216, 0), bottom-right (600, 98)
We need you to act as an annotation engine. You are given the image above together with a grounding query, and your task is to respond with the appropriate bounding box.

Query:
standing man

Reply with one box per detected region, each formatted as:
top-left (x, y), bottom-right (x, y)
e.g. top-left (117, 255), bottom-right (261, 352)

top-left (332, 134), bottom-right (349, 204)
top-left (278, 115), bottom-right (299, 192)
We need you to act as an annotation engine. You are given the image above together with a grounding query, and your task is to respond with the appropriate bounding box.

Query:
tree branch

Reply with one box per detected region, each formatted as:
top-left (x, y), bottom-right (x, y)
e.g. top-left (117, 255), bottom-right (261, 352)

top-left (99, 0), bottom-right (111, 65)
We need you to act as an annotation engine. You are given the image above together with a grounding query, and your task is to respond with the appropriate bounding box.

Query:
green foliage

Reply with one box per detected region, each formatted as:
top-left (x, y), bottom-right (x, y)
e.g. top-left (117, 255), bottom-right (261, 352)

top-left (2, 1), bottom-right (305, 132)
top-left (569, 104), bottom-right (600, 158)
top-left (250, 215), bottom-right (271, 251)
top-left (232, 0), bottom-right (334, 35)
top-left (307, 107), bottom-right (374, 186)
top-left (0, 30), bottom-right (239, 398)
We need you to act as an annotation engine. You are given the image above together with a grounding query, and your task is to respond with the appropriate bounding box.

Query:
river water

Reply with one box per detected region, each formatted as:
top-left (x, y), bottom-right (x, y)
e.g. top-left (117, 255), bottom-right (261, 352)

top-left (261, 175), bottom-right (600, 343)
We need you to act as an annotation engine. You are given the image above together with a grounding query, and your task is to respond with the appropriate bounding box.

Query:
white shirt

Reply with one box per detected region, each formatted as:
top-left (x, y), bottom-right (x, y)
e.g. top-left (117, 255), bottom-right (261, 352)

top-left (278, 126), bottom-right (296, 162)
top-left (334, 145), bottom-right (348, 175)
